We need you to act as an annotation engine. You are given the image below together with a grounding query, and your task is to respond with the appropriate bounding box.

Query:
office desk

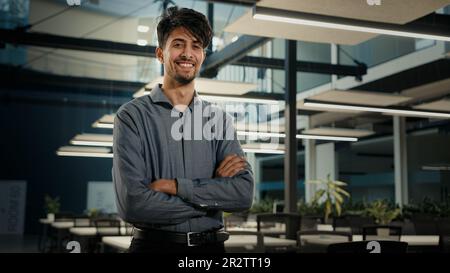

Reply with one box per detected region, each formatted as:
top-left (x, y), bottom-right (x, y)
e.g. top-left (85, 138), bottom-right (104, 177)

top-left (102, 236), bottom-right (131, 252)
top-left (51, 221), bottom-right (74, 229)
top-left (69, 227), bottom-right (129, 253)
top-left (227, 235), bottom-right (297, 252)
top-left (353, 235), bottom-right (439, 246)
top-left (300, 235), bottom-right (439, 247)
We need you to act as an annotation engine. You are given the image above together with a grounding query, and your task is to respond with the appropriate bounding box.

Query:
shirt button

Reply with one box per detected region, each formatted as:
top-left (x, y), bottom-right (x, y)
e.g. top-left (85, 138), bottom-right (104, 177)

top-left (179, 112), bottom-right (183, 118)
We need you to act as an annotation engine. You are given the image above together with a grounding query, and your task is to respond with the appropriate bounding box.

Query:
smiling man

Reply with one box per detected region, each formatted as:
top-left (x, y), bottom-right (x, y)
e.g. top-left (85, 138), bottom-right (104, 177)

top-left (112, 7), bottom-right (254, 253)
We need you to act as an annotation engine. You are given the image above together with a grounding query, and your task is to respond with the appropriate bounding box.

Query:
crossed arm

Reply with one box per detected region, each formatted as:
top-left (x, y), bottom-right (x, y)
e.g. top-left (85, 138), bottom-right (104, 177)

top-left (150, 154), bottom-right (247, 195)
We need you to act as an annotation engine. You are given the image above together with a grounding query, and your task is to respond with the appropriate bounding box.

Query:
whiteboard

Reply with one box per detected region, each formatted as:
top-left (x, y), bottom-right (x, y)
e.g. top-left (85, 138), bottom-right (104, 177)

top-left (0, 181), bottom-right (27, 234)
top-left (86, 181), bottom-right (117, 214)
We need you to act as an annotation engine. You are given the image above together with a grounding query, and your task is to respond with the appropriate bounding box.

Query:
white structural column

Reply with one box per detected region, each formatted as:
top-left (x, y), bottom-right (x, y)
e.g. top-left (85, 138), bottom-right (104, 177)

top-left (304, 116), bottom-right (316, 203)
top-left (394, 116), bottom-right (409, 206)
top-left (316, 142), bottom-right (337, 182)
top-left (331, 44), bottom-right (338, 84)
top-left (316, 143), bottom-right (338, 203)
top-left (246, 152), bottom-right (260, 203)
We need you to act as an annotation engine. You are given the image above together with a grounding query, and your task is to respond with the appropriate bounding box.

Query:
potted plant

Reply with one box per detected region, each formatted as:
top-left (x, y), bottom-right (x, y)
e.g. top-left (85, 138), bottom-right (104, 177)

top-left (44, 195), bottom-right (60, 221)
top-left (365, 200), bottom-right (401, 237)
top-left (365, 199), bottom-right (401, 225)
top-left (307, 174), bottom-right (350, 223)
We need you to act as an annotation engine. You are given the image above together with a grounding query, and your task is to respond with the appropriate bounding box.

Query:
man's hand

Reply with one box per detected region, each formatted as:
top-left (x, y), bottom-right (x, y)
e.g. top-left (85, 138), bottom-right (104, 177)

top-left (215, 154), bottom-right (247, 178)
top-left (149, 179), bottom-right (177, 195)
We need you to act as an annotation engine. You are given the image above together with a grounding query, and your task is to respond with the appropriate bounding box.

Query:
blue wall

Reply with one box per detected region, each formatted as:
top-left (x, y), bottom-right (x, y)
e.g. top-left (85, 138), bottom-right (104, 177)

top-left (0, 89), bottom-right (120, 234)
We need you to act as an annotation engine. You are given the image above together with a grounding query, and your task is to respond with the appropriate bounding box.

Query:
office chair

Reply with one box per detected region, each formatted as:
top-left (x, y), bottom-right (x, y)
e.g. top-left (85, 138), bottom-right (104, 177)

top-left (92, 218), bottom-right (121, 253)
top-left (256, 213), bottom-right (301, 240)
top-left (300, 215), bottom-right (323, 231)
top-left (73, 215), bottom-right (92, 227)
top-left (332, 216), bottom-right (352, 233)
top-left (411, 214), bottom-right (438, 235)
top-left (347, 215), bottom-right (375, 234)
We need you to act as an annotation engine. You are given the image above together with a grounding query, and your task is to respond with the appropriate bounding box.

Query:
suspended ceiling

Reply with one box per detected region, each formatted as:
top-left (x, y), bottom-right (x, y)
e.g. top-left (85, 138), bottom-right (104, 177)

top-left (225, 0), bottom-right (450, 45)
top-left (302, 127), bottom-right (375, 137)
top-left (133, 76), bottom-right (257, 97)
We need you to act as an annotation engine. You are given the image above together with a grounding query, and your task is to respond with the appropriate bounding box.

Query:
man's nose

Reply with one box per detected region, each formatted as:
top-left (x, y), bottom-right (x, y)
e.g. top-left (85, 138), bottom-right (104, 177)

top-left (181, 47), bottom-right (193, 59)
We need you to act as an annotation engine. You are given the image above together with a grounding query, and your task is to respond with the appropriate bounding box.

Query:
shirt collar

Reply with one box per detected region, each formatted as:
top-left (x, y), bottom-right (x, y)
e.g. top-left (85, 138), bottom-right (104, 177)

top-left (149, 83), bottom-right (202, 111)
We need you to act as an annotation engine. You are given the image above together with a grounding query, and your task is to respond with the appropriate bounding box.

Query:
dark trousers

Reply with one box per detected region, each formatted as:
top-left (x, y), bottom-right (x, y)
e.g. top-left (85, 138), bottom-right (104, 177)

top-left (128, 237), bottom-right (226, 253)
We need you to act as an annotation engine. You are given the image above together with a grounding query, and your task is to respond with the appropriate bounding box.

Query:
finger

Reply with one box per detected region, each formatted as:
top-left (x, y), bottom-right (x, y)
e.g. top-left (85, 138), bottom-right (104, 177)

top-left (223, 166), bottom-right (245, 178)
top-left (220, 157), bottom-right (245, 175)
top-left (222, 162), bottom-right (247, 177)
top-left (216, 154), bottom-right (237, 171)
top-left (216, 155), bottom-right (240, 174)
top-left (227, 166), bottom-right (245, 177)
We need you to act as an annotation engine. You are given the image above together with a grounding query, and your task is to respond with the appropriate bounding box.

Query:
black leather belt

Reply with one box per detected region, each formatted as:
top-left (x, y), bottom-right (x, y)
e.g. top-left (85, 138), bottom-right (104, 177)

top-left (133, 228), bottom-right (229, 246)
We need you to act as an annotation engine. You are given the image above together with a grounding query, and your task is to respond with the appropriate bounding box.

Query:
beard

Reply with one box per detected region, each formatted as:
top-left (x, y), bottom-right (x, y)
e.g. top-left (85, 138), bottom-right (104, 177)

top-left (173, 68), bottom-right (197, 85)
top-left (174, 73), bottom-right (195, 85)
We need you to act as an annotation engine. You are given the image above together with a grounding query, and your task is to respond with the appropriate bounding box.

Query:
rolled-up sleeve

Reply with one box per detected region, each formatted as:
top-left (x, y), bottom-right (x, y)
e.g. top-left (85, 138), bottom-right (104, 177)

top-left (176, 113), bottom-right (254, 212)
top-left (112, 107), bottom-right (206, 224)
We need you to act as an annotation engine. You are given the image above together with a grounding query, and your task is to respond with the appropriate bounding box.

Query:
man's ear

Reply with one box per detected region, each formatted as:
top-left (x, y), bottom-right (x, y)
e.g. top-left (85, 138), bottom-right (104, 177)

top-left (156, 47), bottom-right (164, 64)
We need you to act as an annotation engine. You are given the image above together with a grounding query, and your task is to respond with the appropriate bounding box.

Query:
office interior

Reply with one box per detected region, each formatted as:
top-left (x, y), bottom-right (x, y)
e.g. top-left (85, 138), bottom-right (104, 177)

top-left (1, 0), bottom-right (450, 253)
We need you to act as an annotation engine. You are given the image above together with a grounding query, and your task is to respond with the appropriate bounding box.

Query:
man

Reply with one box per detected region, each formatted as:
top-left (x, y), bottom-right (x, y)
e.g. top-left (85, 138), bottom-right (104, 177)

top-left (112, 7), bottom-right (254, 253)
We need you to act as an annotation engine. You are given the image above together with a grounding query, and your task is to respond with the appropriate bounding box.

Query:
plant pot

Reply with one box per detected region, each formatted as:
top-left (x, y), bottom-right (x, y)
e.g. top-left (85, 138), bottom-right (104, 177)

top-left (376, 228), bottom-right (390, 237)
top-left (47, 213), bottom-right (55, 222)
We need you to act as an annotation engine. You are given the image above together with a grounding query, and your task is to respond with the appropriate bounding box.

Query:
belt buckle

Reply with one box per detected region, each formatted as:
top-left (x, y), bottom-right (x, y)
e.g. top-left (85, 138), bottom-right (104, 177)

top-left (187, 232), bottom-right (200, 247)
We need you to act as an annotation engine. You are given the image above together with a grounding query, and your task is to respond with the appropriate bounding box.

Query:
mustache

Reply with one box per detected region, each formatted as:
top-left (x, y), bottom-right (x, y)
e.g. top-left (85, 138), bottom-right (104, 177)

top-left (176, 56), bottom-right (195, 63)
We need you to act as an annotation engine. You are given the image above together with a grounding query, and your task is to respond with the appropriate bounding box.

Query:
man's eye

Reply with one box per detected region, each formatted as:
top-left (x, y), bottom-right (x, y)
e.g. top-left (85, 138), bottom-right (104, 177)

top-left (174, 43), bottom-right (182, 48)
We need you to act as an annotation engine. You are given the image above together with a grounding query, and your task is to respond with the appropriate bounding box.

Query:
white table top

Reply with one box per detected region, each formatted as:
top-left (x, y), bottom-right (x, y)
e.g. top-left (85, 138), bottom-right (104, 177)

top-left (226, 226), bottom-right (285, 235)
top-left (102, 234), bottom-right (297, 252)
top-left (70, 227), bottom-right (129, 236)
top-left (227, 224), bottom-right (334, 233)
top-left (353, 235), bottom-right (439, 246)
top-left (51, 221), bottom-right (74, 229)
top-left (226, 235), bottom-right (296, 248)
top-left (39, 218), bottom-right (53, 224)
top-left (102, 236), bottom-right (131, 251)
top-left (317, 224), bottom-right (334, 231)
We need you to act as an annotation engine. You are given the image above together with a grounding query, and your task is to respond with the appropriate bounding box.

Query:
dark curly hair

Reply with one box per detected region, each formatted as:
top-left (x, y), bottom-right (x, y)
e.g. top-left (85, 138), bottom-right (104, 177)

top-left (157, 7), bottom-right (212, 49)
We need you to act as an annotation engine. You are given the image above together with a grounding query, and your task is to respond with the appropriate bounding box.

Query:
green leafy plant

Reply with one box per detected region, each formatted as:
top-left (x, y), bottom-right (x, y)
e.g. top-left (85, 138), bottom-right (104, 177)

top-left (341, 198), bottom-right (368, 216)
top-left (297, 199), bottom-right (323, 216)
top-left (44, 195), bottom-right (60, 214)
top-left (249, 198), bottom-right (275, 214)
top-left (402, 197), bottom-right (450, 219)
top-left (365, 199), bottom-right (401, 225)
top-left (307, 174), bottom-right (350, 223)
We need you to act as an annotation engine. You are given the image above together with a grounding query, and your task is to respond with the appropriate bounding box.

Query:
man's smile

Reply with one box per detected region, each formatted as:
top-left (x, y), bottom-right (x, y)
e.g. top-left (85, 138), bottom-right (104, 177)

top-left (175, 61), bottom-right (195, 69)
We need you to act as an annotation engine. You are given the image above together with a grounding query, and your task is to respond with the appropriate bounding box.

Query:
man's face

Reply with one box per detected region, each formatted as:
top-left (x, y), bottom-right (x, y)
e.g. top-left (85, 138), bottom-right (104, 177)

top-left (157, 27), bottom-right (205, 85)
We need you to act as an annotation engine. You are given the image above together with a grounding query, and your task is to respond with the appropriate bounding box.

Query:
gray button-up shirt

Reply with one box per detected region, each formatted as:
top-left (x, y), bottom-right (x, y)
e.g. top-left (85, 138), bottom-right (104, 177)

top-left (112, 84), bottom-right (254, 233)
